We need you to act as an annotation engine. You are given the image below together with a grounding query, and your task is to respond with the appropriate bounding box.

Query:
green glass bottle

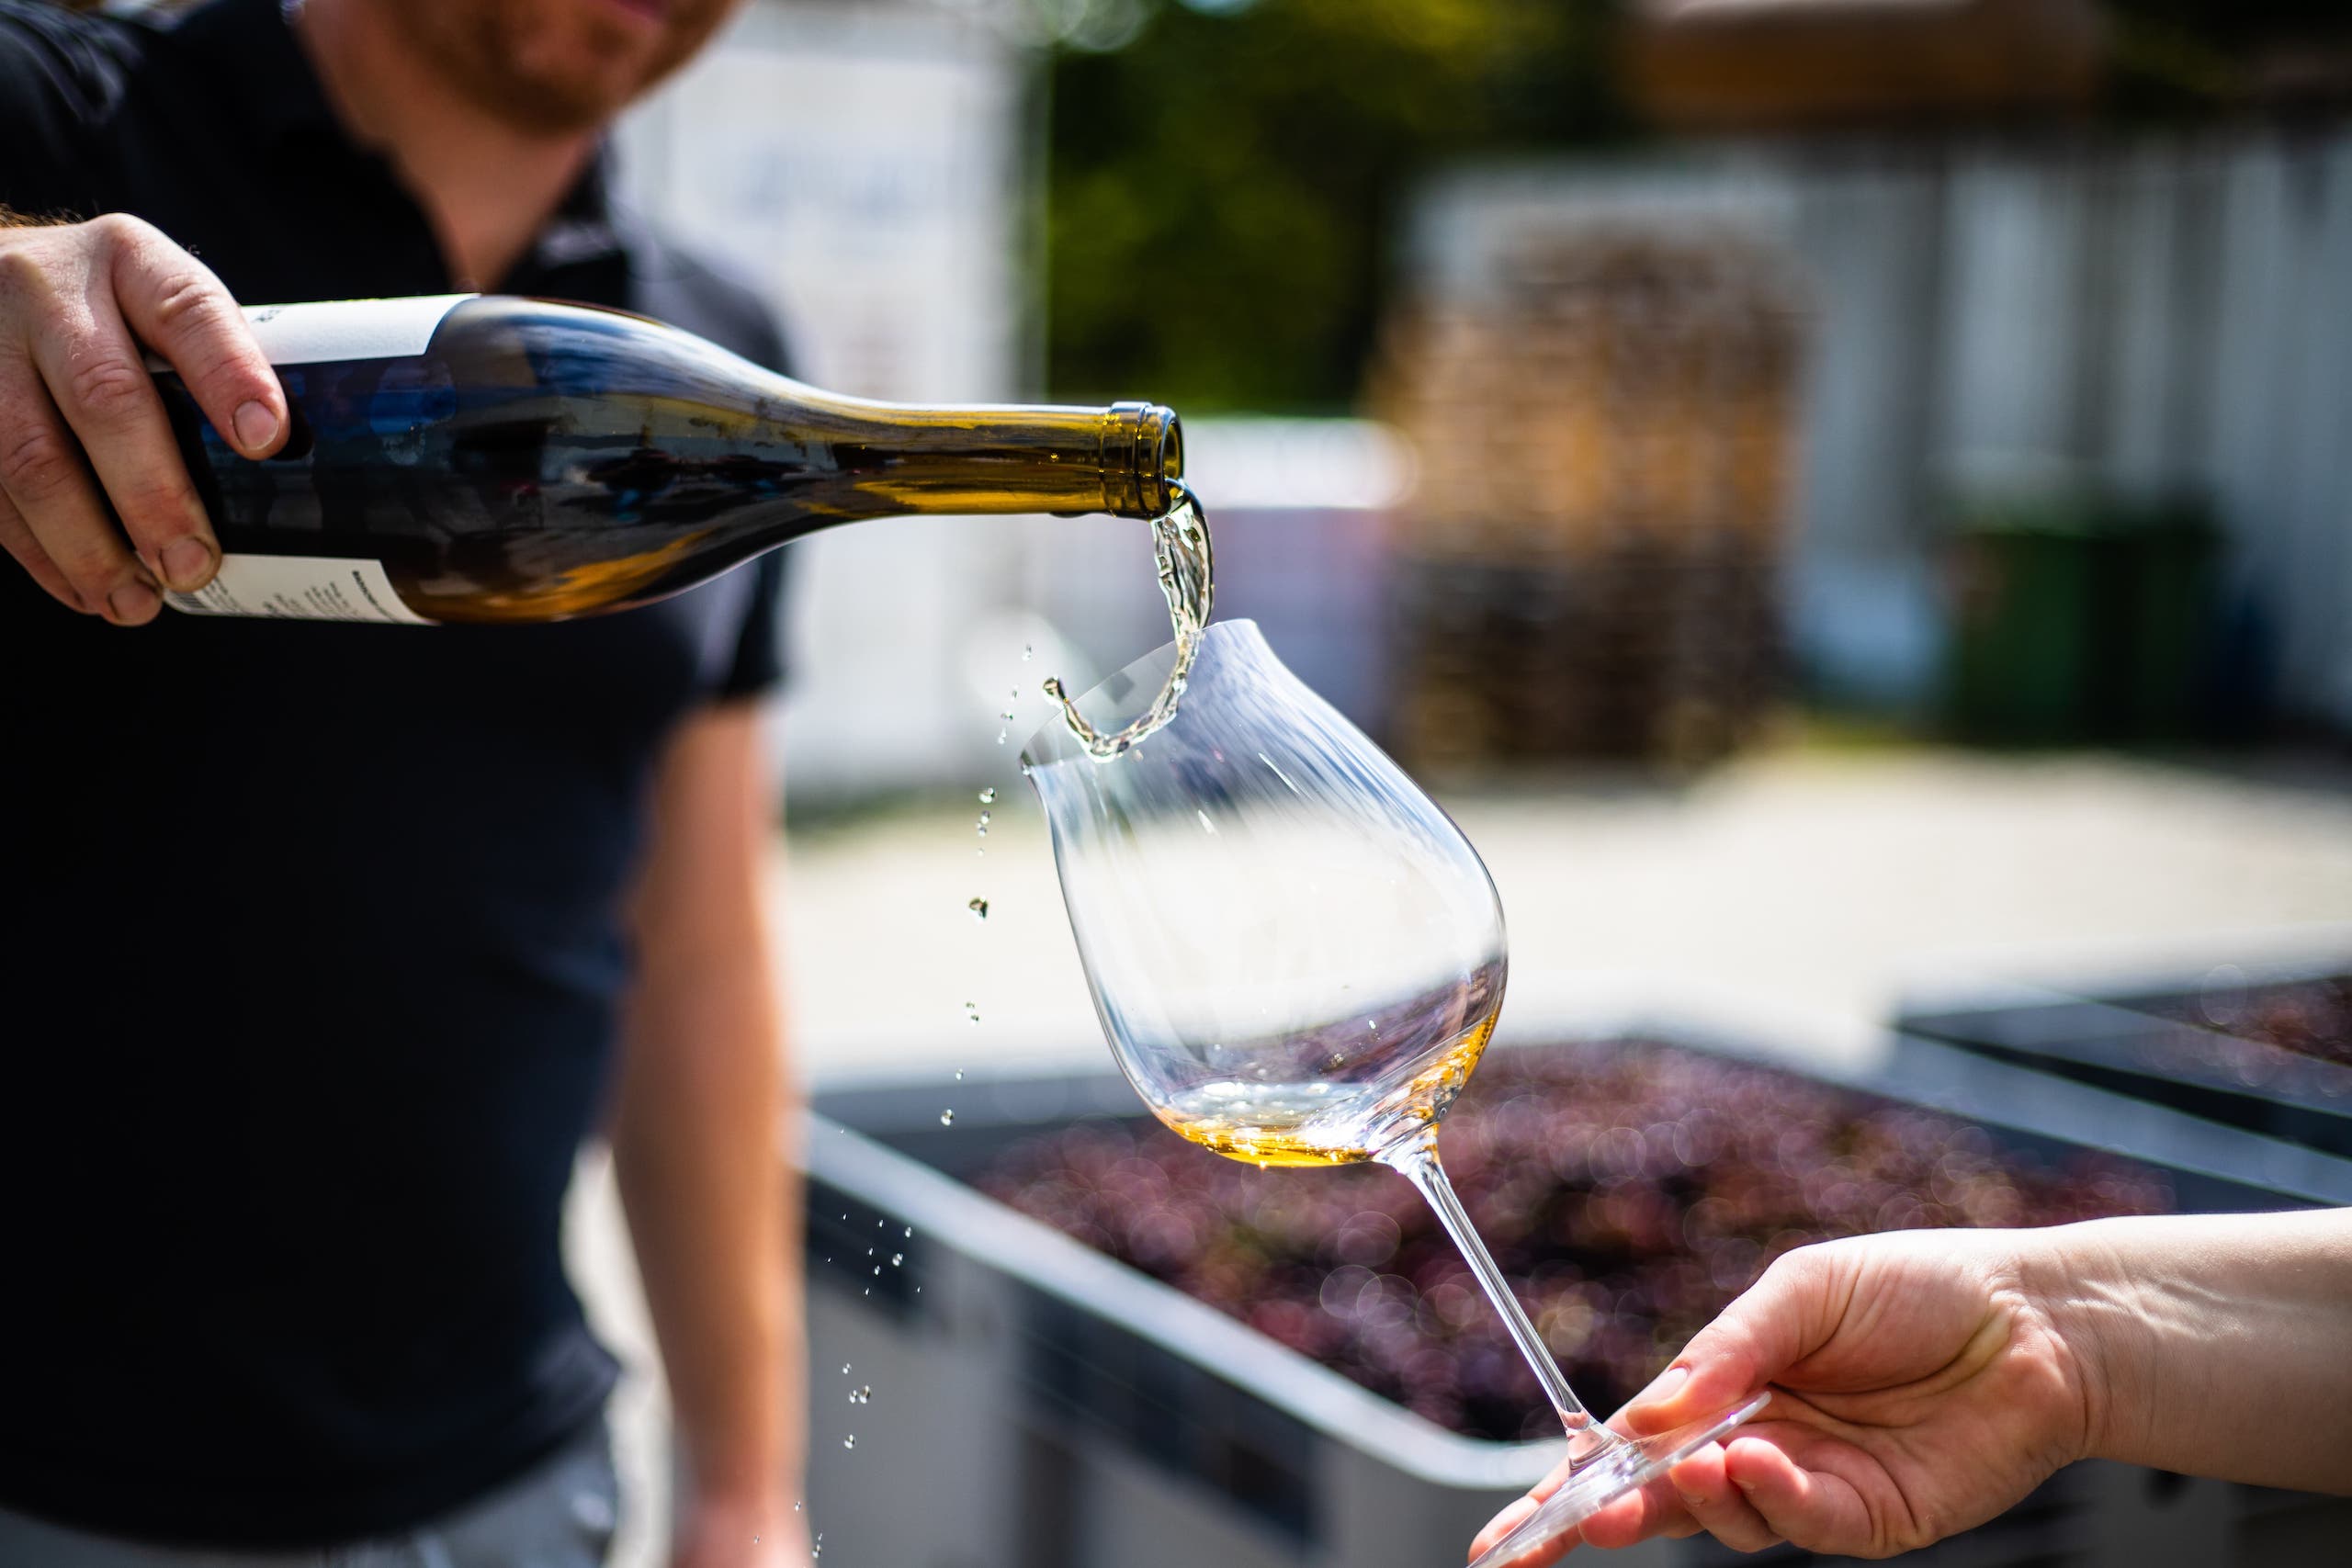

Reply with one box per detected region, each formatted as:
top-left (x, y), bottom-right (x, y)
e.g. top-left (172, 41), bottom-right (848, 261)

top-left (151, 293), bottom-right (1182, 625)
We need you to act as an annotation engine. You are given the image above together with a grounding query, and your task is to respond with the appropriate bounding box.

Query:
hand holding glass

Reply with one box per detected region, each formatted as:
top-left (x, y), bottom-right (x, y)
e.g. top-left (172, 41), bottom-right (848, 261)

top-left (1023, 621), bottom-right (1764, 1565)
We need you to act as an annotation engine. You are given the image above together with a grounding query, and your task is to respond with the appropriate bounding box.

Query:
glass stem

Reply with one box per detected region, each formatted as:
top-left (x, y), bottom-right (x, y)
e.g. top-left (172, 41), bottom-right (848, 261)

top-left (1384, 1128), bottom-right (1621, 1455)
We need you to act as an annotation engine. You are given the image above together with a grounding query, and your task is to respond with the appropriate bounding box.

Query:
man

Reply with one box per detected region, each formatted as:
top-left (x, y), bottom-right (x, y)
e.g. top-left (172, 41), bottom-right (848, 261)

top-left (0, 1), bottom-right (802, 1563)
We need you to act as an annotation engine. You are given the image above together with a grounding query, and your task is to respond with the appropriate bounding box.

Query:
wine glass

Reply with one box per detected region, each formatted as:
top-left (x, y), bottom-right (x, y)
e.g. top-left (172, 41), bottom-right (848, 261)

top-left (1022, 620), bottom-right (1765, 1565)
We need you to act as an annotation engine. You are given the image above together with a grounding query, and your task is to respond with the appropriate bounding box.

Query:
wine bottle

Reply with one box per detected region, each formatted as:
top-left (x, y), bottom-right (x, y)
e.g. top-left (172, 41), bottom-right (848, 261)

top-left (147, 294), bottom-right (1182, 625)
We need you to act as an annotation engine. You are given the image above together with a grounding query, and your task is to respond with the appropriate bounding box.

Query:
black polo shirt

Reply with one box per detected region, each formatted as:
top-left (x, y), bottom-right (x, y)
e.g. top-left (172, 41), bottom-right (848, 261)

top-left (0, 0), bottom-right (789, 1547)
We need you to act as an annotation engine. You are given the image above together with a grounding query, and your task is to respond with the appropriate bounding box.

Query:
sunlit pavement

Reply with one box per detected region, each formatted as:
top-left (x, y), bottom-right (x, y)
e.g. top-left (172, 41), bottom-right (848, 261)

top-left (779, 742), bottom-right (2352, 1077)
top-left (571, 741), bottom-right (2352, 1565)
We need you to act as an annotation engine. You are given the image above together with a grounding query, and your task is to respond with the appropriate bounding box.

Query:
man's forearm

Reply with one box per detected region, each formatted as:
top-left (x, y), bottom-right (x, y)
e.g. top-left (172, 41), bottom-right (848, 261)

top-left (2043, 1209), bottom-right (2352, 1493)
top-left (612, 940), bottom-right (802, 1506)
top-left (611, 703), bottom-right (804, 1528)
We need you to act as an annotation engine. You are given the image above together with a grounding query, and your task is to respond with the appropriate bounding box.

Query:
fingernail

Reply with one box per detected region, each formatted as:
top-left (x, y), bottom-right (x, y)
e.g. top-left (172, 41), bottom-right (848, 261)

top-left (233, 400), bottom-right (278, 451)
top-left (160, 537), bottom-right (214, 592)
top-left (1634, 1364), bottom-right (1689, 1407)
top-left (108, 581), bottom-right (159, 623)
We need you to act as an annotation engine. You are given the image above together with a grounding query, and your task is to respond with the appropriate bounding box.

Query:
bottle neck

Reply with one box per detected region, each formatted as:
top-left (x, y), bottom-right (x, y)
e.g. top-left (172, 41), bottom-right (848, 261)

top-left (772, 391), bottom-right (1183, 521)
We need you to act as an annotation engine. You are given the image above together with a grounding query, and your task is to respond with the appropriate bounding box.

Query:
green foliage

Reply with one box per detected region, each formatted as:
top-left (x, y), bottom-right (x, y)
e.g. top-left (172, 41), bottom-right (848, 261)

top-left (1042, 0), bottom-right (2352, 411)
top-left (1044, 0), bottom-right (1631, 412)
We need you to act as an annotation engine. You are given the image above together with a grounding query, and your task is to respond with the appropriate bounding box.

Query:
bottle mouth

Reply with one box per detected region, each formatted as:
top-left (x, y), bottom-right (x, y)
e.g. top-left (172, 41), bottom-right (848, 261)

top-left (1103, 402), bottom-right (1183, 518)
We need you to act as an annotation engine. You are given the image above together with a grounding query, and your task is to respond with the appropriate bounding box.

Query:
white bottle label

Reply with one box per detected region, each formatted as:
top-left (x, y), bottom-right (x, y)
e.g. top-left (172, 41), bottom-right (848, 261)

top-left (165, 554), bottom-right (435, 625)
top-left (141, 296), bottom-right (477, 375)
top-left (242, 295), bottom-right (476, 366)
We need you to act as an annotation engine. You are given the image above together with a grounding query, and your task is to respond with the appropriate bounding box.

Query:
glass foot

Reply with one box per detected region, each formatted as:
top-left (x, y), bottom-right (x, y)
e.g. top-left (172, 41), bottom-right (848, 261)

top-left (1467, 1392), bottom-right (1772, 1568)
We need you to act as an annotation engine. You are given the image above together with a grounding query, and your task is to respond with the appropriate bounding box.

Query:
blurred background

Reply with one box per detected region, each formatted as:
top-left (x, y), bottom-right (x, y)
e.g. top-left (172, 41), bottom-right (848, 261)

top-left (590, 1), bottom-right (2352, 1561)
top-left (597, 0), bottom-right (2352, 1058)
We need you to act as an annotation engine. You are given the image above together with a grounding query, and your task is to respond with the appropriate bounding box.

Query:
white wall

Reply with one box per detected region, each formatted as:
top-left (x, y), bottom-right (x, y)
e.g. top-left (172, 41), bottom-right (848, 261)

top-left (616, 0), bottom-right (1039, 799)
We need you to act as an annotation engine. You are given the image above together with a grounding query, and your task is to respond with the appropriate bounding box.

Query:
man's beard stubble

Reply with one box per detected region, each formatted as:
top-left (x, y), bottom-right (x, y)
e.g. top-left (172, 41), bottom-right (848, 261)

top-left (386, 0), bottom-right (728, 137)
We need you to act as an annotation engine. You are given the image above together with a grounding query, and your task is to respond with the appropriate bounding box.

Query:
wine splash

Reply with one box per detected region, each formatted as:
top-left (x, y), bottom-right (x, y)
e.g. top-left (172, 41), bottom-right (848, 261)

top-left (1044, 482), bottom-right (1213, 760)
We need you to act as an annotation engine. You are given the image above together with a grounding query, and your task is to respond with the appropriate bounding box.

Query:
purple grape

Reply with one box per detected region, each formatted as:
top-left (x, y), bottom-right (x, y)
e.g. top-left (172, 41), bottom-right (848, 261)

top-left (974, 1040), bottom-right (2175, 1441)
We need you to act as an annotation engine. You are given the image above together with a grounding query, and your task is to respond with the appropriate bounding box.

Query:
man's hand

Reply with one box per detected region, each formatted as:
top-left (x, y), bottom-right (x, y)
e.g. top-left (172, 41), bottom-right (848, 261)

top-left (1472, 1228), bottom-right (2095, 1562)
top-left (0, 212), bottom-right (285, 622)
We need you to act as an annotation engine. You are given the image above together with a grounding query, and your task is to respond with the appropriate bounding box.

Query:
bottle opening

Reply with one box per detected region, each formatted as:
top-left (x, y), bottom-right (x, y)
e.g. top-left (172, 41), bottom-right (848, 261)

top-left (1104, 401), bottom-right (1183, 518)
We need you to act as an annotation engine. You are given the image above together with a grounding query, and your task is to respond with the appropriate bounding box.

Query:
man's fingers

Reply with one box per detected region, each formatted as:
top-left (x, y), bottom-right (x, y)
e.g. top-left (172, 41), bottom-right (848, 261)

top-left (105, 215), bottom-right (282, 461)
top-left (0, 484), bottom-right (85, 613)
top-left (0, 359), bottom-right (159, 624)
top-left (28, 285), bottom-right (216, 592)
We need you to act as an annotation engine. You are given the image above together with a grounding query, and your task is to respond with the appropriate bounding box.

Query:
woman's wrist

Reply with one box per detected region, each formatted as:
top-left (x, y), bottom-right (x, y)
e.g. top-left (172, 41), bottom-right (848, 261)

top-left (2020, 1209), bottom-right (2352, 1491)
top-left (2014, 1217), bottom-right (2150, 1470)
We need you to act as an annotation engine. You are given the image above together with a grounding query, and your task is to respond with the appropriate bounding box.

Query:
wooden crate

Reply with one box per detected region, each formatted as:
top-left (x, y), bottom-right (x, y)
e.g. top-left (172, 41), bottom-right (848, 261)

top-left (1374, 228), bottom-right (1802, 764)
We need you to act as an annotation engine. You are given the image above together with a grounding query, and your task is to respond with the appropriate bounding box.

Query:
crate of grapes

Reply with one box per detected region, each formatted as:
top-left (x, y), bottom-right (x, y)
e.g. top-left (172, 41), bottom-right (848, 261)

top-left (1898, 959), bottom-right (2352, 1162)
top-left (795, 1031), bottom-right (2352, 1568)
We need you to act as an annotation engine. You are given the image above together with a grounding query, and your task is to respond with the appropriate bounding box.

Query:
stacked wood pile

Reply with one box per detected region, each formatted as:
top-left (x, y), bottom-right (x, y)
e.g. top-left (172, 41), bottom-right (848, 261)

top-left (1372, 228), bottom-right (1803, 766)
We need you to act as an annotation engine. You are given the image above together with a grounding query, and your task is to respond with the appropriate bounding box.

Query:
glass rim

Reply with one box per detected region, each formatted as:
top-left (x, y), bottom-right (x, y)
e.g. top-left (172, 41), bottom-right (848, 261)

top-left (1018, 617), bottom-right (1266, 769)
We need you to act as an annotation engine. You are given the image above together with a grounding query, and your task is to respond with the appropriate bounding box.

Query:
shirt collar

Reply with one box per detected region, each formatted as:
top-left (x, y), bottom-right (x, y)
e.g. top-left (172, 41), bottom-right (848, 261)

top-left (506, 149), bottom-right (631, 298)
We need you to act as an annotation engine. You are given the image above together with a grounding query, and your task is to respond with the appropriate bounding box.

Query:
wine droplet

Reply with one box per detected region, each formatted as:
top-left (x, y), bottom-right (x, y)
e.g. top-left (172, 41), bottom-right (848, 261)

top-left (841, 1363), bottom-right (852, 1375)
top-left (939, 1109), bottom-right (956, 1126)
top-left (842, 1435), bottom-right (855, 1450)
top-left (967, 897), bottom-right (989, 920)
top-left (978, 786), bottom-right (997, 804)
top-left (954, 1068), bottom-right (965, 1081)
top-left (905, 1224), bottom-right (914, 1236)
top-left (890, 1253), bottom-right (903, 1267)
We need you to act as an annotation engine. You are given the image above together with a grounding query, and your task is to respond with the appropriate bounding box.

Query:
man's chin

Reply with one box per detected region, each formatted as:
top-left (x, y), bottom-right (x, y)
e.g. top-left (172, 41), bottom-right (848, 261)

top-left (423, 0), bottom-right (736, 136)
top-left (472, 66), bottom-right (641, 135)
